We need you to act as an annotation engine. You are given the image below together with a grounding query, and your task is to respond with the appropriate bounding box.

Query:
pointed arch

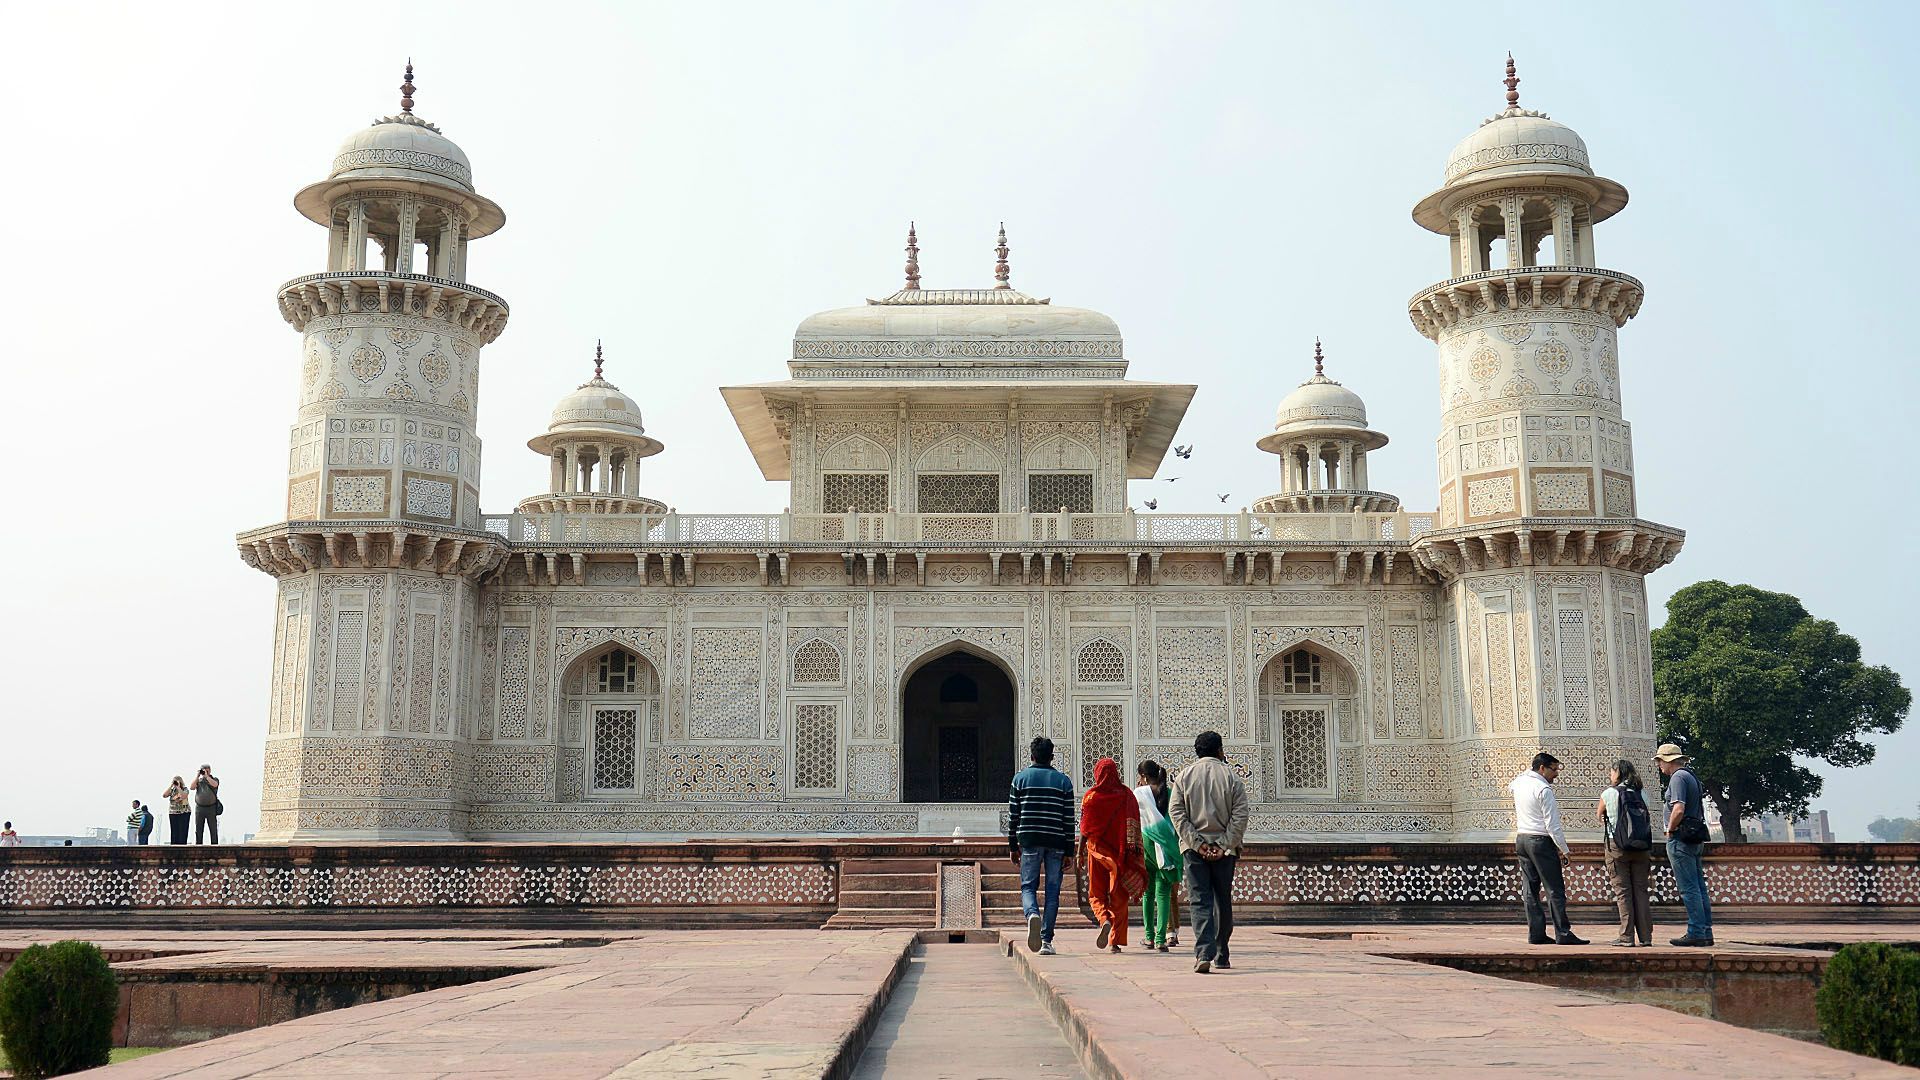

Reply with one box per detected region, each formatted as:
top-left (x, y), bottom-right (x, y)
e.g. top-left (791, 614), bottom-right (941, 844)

top-left (818, 434), bottom-right (892, 471)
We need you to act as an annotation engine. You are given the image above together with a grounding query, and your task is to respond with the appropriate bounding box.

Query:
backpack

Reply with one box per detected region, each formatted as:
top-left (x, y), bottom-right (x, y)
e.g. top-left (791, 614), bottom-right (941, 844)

top-left (1610, 785), bottom-right (1652, 851)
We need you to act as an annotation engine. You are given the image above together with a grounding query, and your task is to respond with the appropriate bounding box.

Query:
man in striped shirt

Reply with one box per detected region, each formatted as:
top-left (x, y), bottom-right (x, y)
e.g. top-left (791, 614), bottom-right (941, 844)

top-left (1008, 736), bottom-right (1077, 954)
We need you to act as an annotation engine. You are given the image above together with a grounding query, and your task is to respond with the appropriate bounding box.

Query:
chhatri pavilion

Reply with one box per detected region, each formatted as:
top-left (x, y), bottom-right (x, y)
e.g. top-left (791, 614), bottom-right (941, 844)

top-left (241, 60), bottom-right (1679, 841)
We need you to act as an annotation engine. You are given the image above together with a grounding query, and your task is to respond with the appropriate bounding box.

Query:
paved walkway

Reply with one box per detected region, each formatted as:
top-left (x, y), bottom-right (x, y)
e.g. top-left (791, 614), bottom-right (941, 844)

top-left (0, 924), bottom-right (1904, 1078)
top-left (78, 930), bottom-right (915, 1079)
top-left (852, 945), bottom-right (1084, 1079)
top-left (1010, 927), bottom-right (1915, 1079)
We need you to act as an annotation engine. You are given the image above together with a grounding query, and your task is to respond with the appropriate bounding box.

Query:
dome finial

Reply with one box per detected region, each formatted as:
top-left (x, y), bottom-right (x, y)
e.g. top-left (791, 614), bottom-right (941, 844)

top-left (1314, 337), bottom-right (1325, 378)
top-left (1503, 52), bottom-right (1520, 111)
top-left (993, 222), bottom-right (1011, 289)
top-left (401, 59), bottom-right (416, 115)
top-left (904, 222), bottom-right (921, 291)
top-left (593, 339), bottom-right (604, 380)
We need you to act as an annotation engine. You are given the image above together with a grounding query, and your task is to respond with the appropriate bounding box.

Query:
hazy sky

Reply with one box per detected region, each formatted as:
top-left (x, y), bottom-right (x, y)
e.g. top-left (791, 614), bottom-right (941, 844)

top-left (2, 2), bottom-right (1913, 840)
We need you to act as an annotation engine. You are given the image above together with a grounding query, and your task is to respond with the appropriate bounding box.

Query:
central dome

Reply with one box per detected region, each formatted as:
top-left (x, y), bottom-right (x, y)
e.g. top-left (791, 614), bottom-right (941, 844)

top-left (793, 290), bottom-right (1122, 360)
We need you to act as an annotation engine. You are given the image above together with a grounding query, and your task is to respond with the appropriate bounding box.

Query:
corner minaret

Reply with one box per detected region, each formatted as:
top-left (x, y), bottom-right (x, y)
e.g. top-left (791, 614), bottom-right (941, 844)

top-left (1407, 60), bottom-right (1681, 839)
top-left (278, 62), bottom-right (508, 529)
top-left (1409, 56), bottom-right (1640, 527)
top-left (245, 65), bottom-right (511, 842)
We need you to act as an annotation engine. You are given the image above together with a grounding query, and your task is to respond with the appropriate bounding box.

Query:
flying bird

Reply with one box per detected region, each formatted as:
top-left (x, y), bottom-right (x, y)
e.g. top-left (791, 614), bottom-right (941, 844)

top-left (1163, 477), bottom-right (1180, 483)
top-left (1144, 498), bottom-right (1159, 510)
top-left (1173, 444), bottom-right (1193, 460)
top-left (1217, 493), bottom-right (1231, 503)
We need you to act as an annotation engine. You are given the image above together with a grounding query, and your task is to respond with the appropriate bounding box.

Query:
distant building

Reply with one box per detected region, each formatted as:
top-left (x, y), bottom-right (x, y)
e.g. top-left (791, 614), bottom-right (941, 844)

top-left (1706, 809), bottom-right (1833, 843)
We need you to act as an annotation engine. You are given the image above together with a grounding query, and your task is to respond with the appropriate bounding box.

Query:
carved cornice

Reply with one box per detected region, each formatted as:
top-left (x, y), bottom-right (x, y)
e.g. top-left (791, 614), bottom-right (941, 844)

top-left (277, 272), bottom-right (510, 343)
top-left (1409, 519), bottom-right (1683, 581)
top-left (237, 522), bottom-right (506, 581)
top-left (1408, 266), bottom-right (1643, 341)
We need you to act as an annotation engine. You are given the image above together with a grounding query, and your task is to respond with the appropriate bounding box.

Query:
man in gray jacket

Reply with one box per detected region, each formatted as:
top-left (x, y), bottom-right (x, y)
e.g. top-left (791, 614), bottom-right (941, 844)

top-left (1169, 730), bottom-right (1250, 974)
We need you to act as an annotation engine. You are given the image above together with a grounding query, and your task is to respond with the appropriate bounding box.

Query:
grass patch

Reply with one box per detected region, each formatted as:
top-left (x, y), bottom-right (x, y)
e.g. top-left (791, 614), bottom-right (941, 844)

top-left (0, 1045), bottom-right (167, 1070)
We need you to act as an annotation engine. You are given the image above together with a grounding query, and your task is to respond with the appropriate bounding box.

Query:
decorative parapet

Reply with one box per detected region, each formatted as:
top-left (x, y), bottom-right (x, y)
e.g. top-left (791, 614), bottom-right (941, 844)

top-left (1408, 266), bottom-right (1644, 341)
top-left (277, 271), bottom-right (510, 343)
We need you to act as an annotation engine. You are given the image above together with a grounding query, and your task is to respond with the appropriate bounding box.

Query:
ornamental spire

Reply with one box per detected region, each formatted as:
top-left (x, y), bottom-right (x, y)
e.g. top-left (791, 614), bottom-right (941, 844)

top-left (593, 340), bottom-right (604, 380)
top-left (993, 222), bottom-right (1010, 289)
top-left (1503, 53), bottom-right (1519, 111)
top-left (904, 222), bottom-right (920, 291)
top-left (1314, 337), bottom-right (1325, 378)
top-left (400, 59), bottom-right (416, 115)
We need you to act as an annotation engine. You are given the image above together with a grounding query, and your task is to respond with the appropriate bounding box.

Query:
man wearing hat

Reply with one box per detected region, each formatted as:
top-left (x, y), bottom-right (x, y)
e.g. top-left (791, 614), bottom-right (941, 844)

top-left (1654, 744), bottom-right (1714, 946)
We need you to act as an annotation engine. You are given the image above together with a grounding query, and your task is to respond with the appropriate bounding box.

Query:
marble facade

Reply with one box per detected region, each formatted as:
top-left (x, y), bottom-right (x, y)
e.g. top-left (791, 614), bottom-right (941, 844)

top-left (241, 64), bottom-right (1681, 842)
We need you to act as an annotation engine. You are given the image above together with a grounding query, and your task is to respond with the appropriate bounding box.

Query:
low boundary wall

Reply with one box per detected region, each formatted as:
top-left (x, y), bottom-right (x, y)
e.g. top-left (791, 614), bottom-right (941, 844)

top-left (0, 841), bottom-right (1914, 928)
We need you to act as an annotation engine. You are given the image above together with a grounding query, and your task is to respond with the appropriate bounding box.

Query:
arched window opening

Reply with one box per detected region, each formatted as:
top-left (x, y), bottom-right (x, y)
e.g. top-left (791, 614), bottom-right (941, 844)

top-left (597, 648), bottom-right (640, 694)
top-left (1281, 648), bottom-right (1323, 694)
top-left (1076, 639), bottom-right (1126, 683)
top-left (793, 639), bottom-right (843, 684)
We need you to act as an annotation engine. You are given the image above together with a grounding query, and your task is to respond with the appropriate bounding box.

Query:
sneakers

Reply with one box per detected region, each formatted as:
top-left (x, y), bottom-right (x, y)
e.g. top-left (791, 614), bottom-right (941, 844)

top-left (1528, 936), bottom-right (1554, 945)
top-left (1095, 921), bottom-right (1112, 950)
top-left (1167, 934), bottom-right (1179, 947)
top-left (1027, 914), bottom-right (1044, 954)
top-left (1194, 958), bottom-right (1212, 974)
top-left (1607, 937), bottom-right (1636, 947)
top-left (1555, 933), bottom-right (1590, 946)
top-left (1107, 944), bottom-right (1122, 954)
top-left (1157, 942), bottom-right (1169, 953)
top-left (1038, 942), bottom-right (1056, 956)
top-left (1214, 956), bottom-right (1232, 970)
top-left (1669, 934), bottom-right (1714, 948)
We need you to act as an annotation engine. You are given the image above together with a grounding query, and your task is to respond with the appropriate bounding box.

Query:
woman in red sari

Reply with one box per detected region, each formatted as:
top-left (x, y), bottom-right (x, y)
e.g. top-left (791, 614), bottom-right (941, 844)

top-left (1079, 757), bottom-right (1149, 952)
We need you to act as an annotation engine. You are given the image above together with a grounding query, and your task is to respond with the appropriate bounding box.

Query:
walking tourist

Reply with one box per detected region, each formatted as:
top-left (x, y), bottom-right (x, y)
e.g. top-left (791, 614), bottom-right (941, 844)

top-left (1655, 744), bottom-right (1715, 946)
top-left (1596, 759), bottom-right (1654, 947)
top-left (1133, 760), bottom-right (1182, 952)
top-left (1008, 737), bottom-right (1076, 955)
top-left (1, 821), bottom-right (19, 846)
top-left (192, 764), bottom-right (222, 844)
top-left (1168, 731), bottom-right (1249, 973)
top-left (163, 776), bottom-right (191, 845)
top-left (1079, 757), bottom-right (1146, 953)
top-left (125, 800), bottom-right (145, 845)
top-left (1509, 752), bottom-right (1589, 945)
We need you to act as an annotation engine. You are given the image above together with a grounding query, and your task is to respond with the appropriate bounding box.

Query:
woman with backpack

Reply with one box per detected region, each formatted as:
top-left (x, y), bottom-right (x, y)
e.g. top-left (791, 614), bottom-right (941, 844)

top-left (1595, 759), bottom-right (1655, 947)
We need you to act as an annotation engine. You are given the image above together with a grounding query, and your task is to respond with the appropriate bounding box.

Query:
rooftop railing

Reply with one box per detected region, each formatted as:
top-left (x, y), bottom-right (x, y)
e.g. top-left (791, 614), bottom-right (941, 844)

top-left (478, 510), bottom-right (1438, 546)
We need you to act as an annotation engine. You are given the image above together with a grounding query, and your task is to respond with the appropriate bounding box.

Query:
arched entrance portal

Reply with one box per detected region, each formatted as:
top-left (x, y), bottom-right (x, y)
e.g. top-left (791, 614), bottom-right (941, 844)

top-left (901, 650), bottom-right (1016, 802)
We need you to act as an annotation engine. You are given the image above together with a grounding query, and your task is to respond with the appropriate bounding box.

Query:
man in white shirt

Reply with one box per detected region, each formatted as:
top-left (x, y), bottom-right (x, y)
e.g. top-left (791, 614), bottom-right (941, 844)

top-left (1508, 752), bottom-right (1588, 945)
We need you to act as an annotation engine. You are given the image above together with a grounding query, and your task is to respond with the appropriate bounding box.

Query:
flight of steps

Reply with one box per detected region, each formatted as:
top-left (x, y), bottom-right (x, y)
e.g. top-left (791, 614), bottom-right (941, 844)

top-left (824, 853), bottom-right (1098, 930)
top-left (824, 857), bottom-right (939, 928)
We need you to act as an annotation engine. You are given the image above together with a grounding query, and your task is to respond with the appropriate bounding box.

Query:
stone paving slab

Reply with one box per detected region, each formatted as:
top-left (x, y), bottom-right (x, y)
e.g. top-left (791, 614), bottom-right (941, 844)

top-left (74, 930), bottom-right (915, 1079)
top-left (1008, 927), bottom-right (1916, 1079)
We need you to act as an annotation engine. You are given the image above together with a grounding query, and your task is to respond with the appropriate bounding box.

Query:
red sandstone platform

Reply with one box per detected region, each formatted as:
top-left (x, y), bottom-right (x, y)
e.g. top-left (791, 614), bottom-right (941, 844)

top-left (0, 925), bottom-right (1910, 1078)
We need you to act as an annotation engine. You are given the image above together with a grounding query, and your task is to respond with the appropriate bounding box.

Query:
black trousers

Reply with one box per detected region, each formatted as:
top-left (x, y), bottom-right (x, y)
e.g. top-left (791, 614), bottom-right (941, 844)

top-left (169, 813), bottom-right (190, 845)
top-left (1182, 852), bottom-right (1237, 963)
top-left (1516, 834), bottom-right (1572, 939)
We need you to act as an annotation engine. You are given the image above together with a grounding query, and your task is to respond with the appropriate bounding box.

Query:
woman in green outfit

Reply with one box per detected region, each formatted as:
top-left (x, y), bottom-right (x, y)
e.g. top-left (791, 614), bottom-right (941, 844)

top-left (1134, 760), bottom-right (1183, 952)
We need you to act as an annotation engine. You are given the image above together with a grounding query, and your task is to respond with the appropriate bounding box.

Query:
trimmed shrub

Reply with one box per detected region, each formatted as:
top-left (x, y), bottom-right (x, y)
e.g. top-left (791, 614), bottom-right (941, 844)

top-left (0, 941), bottom-right (119, 1078)
top-left (1816, 941), bottom-right (1920, 1065)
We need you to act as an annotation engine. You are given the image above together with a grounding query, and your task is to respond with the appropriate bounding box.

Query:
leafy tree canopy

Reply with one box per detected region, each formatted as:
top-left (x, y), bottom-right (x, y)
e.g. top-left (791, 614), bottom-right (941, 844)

top-left (1868, 808), bottom-right (1920, 843)
top-left (1652, 580), bottom-right (1909, 842)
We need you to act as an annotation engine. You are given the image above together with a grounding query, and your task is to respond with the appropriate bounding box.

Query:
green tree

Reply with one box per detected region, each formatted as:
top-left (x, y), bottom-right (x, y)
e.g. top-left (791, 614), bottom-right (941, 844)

top-left (1867, 806), bottom-right (1920, 842)
top-left (1651, 580), bottom-right (1909, 844)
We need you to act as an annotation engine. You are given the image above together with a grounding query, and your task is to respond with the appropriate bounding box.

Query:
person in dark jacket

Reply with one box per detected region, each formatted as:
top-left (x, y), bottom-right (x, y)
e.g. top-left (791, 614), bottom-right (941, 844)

top-left (1008, 737), bottom-right (1076, 955)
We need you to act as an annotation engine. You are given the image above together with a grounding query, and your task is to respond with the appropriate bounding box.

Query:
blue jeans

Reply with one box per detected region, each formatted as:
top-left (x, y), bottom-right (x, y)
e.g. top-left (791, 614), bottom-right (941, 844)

top-left (1019, 848), bottom-right (1066, 943)
top-left (1667, 838), bottom-right (1713, 940)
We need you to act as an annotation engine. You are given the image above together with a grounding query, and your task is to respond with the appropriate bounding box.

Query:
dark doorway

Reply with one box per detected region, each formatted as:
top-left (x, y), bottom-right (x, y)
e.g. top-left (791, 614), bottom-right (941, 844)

top-left (902, 650), bottom-right (1016, 802)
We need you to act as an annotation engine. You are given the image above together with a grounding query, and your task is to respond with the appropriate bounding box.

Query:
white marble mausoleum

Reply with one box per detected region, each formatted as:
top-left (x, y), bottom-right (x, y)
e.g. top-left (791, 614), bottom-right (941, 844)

top-left (241, 62), bottom-right (1681, 841)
